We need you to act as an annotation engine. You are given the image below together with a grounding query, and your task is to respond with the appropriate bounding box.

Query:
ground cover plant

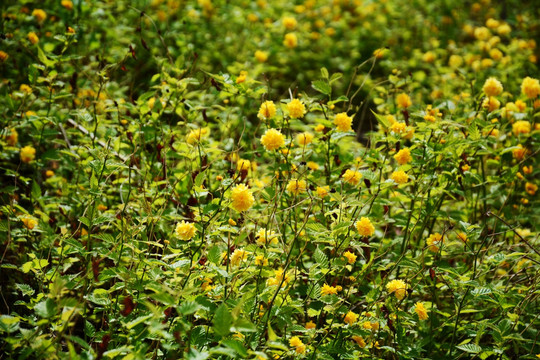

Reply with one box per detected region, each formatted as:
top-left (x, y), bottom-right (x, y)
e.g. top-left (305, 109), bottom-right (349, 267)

top-left (0, 0), bottom-right (539, 359)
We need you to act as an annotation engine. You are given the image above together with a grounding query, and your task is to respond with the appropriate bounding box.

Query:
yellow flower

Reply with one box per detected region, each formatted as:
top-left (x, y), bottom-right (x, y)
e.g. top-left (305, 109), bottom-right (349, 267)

top-left (321, 283), bottom-right (338, 296)
top-left (0, 50), bottom-right (8, 62)
top-left (307, 161), bottom-right (319, 170)
top-left (296, 132), bottom-right (314, 146)
top-left (391, 170), bottom-right (408, 184)
top-left (256, 229), bottom-right (279, 245)
top-left (61, 0), bottom-right (74, 10)
top-left (305, 321), bottom-right (316, 329)
top-left (230, 248), bottom-right (249, 266)
top-left (342, 169), bottom-right (362, 185)
top-left (512, 145), bottom-right (527, 160)
top-left (255, 254), bottom-right (268, 266)
top-left (236, 70), bottom-right (248, 84)
top-left (394, 148), bottom-right (412, 165)
top-left (457, 232), bottom-right (468, 242)
top-left (186, 128), bottom-right (209, 144)
top-left (390, 122), bottom-right (406, 134)
top-left (5, 128), bottom-right (18, 146)
top-left (482, 77), bottom-right (503, 97)
top-left (228, 218), bottom-right (237, 226)
top-left (449, 55), bottom-right (463, 68)
top-left (512, 121), bottom-right (531, 136)
top-left (260, 128), bottom-right (285, 151)
top-left (344, 311), bottom-right (359, 325)
top-left (258, 100), bottom-right (276, 120)
top-left (283, 16), bottom-right (297, 30)
top-left (316, 186), bottom-right (329, 198)
top-left (283, 32), bottom-right (298, 48)
top-left (97, 204), bottom-right (108, 211)
top-left (521, 77), bottom-right (540, 99)
top-left (343, 251), bottom-right (357, 264)
top-left (396, 93), bottom-right (412, 108)
top-left (373, 48), bottom-right (387, 59)
top-left (287, 99), bottom-right (306, 119)
top-left (289, 336), bottom-right (306, 354)
top-left (525, 182), bottom-right (537, 195)
top-left (352, 335), bottom-right (366, 347)
top-left (45, 170), bottom-right (54, 177)
top-left (386, 279), bottom-right (408, 300)
top-left (32, 9), bottom-right (47, 22)
top-left (422, 51), bottom-right (435, 63)
top-left (20, 84), bottom-right (32, 95)
top-left (286, 179), bottom-right (307, 195)
top-left (237, 159), bottom-right (251, 171)
top-left (175, 221), bottom-right (197, 240)
top-left (20, 145), bottom-right (36, 163)
top-left (426, 233), bottom-right (443, 252)
top-left (523, 165), bottom-right (533, 175)
top-left (415, 302), bottom-right (429, 320)
top-left (254, 50), bottom-right (268, 63)
top-left (21, 216), bottom-right (38, 230)
top-left (28, 32), bottom-right (39, 44)
top-left (333, 112), bottom-right (353, 132)
top-left (482, 97), bottom-right (500, 112)
top-left (230, 184), bottom-right (255, 212)
top-left (355, 217), bottom-right (375, 237)
top-left (314, 124), bottom-right (325, 132)
top-left (267, 268), bottom-right (290, 286)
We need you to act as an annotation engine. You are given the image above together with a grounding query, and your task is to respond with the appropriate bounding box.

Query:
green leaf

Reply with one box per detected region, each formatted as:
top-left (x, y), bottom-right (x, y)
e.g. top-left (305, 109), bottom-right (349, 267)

top-left (31, 181), bottom-right (41, 200)
top-left (84, 320), bottom-right (95, 338)
top-left (126, 314), bottom-right (152, 329)
top-left (35, 298), bottom-right (57, 318)
top-left (208, 245), bottom-right (222, 265)
top-left (16, 283), bottom-right (34, 296)
top-left (320, 67), bottom-right (329, 79)
top-left (222, 340), bottom-right (248, 357)
top-left (371, 110), bottom-right (391, 130)
top-left (186, 348), bottom-right (209, 360)
top-left (37, 47), bottom-right (56, 68)
top-left (179, 301), bottom-right (201, 315)
top-left (456, 343), bottom-right (482, 354)
top-left (312, 80), bottom-right (331, 96)
top-left (213, 304), bottom-right (232, 337)
top-left (314, 248), bottom-right (329, 268)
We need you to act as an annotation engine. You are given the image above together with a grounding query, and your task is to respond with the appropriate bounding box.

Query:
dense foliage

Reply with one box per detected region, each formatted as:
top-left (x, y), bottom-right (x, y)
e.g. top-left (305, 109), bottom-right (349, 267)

top-left (1, 0), bottom-right (539, 359)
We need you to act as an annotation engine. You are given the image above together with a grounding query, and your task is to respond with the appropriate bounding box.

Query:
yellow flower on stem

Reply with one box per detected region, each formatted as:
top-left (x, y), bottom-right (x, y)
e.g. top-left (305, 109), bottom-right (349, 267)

top-left (230, 184), bottom-right (255, 212)
top-left (20, 145), bottom-right (36, 163)
top-left (386, 279), bottom-right (408, 300)
top-left (260, 128), bottom-right (285, 151)
top-left (355, 217), bottom-right (375, 237)
top-left (287, 99), bottom-right (306, 119)
top-left (343, 311), bottom-right (359, 325)
top-left (415, 302), bottom-right (429, 320)
top-left (175, 221), bottom-right (197, 240)
top-left (342, 169), bottom-right (362, 185)
top-left (286, 179), bottom-right (307, 195)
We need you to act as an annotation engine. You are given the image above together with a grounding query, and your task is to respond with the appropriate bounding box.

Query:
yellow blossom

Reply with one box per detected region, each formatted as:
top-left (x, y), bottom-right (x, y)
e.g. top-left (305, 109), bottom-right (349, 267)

top-left (255, 50), bottom-right (268, 63)
top-left (305, 321), bottom-right (316, 329)
top-left (482, 77), bottom-right (503, 97)
top-left (255, 254), bottom-right (268, 266)
top-left (415, 302), bottom-right (429, 320)
top-left (390, 122), bottom-right (407, 134)
top-left (525, 182), bottom-right (537, 195)
top-left (342, 169), bottom-right (362, 185)
top-left (289, 336), bottom-right (306, 354)
top-left (283, 16), bottom-right (297, 30)
top-left (32, 9), bottom-right (47, 22)
top-left (287, 99), bottom-right (306, 119)
top-left (396, 93), bottom-right (412, 108)
top-left (394, 148), bottom-right (412, 165)
top-left (0, 51), bottom-right (8, 62)
top-left (260, 128), bottom-right (285, 151)
top-left (386, 279), bottom-right (408, 300)
top-left (426, 233), bottom-right (443, 252)
top-left (307, 161), bottom-right (319, 170)
top-left (258, 101), bottom-right (276, 120)
top-left (228, 218), bottom-right (237, 226)
top-left (186, 128), bottom-right (209, 144)
top-left (283, 32), bottom-right (298, 48)
top-left (21, 216), bottom-right (38, 230)
top-left (61, 0), bottom-right (74, 10)
top-left (20, 145), bottom-right (36, 163)
top-left (391, 170), bottom-right (409, 184)
top-left (457, 232), bottom-right (468, 242)
top-left (521, 77), bottom-right (540, 99)
top-left (256, 229), bottom-right (279, 246)
top-left (352, 335), bottom-right (366, 347)
top-left (296, 132), bottom-right (314, 146)
top-left (314, 124), bottom-right (325, 132)
top-left (20, 84), bottom-right (32, 95)
top-left (45, 170), bottom-right (54, 177)
top-left (5, 128), bottom-right (18, 146)
top-left (334, 112), bottom-right (353, 132)
top-left (286, 179), bottom-right (307, 195)
top-left (175, 221), bottom-right (197, 240)
top-left (355, 217), bottom-right (375, 237)
top-left (28, 32), bottom-right (39, 44)
top-left (343, 251), bottom-right (357, 264)
top-left (230, 249), bottom-right (249, 266)
top-left (316, 186), bottom-right (329, 198)
top-left (321, 283), bottom-right (338, 296)
top-left (344, 311), bottom-right (359, 325)
top-left (513, 145), bottom-right (527, 160)
top-left (230, 184), bottom-right (255, 212)
top-left (512, 121), bottom-right (531, 136)
top-left (482, 96), bottom-right (500, 112)
top-left (236, 70), bottom-right (248, 84)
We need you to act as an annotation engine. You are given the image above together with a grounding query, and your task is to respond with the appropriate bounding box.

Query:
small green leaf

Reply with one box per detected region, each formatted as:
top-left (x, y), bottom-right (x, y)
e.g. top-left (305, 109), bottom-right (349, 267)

top-left (312, 80), bottom-right (331, 96)
top-left (456, 343), bottom-right (482, 354)
top-left (35, 298), bottom-right (57, 318)
top-left (37, 47), bottom-right (56, 68)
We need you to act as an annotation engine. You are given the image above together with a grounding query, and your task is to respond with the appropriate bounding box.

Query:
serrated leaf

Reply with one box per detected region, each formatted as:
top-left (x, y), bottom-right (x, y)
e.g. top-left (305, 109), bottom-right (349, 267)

top-left (179, 301), bottom-right (201, 315)
top-left (456, 343), bottom-right (482, 353)
top-left (312, 80), bottom-right (331, 96)
top-left (35, 298), bottom-right (56, 318)
top-left (37, 47), bottom-right (56, 67)
top-left (213, 304), bottom-right (232, 337)
top-left (314, 248), bottom-right (329, 268)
